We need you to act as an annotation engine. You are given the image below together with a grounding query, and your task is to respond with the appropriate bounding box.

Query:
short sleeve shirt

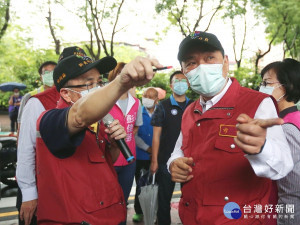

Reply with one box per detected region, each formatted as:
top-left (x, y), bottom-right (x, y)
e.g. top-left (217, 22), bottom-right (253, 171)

top-left (151, 95), bottom-right (193, 164)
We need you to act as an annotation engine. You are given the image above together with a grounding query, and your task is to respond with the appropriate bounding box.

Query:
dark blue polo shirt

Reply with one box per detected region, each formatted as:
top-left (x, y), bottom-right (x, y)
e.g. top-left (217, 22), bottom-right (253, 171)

top-left (39, 107), bottom-right (85, 159)
top-left (151, 95), bottom-right (193, 164)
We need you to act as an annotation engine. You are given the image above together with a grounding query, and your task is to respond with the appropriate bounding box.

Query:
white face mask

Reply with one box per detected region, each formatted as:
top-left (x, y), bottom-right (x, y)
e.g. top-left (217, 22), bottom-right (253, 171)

top-left (67, 86), bottom-right (101, 104)
top-left (277, 94), bottom-right (285, 102)
top-left (259, 84), bottom-right (282, 96)
top-left (186, 63), bottom-right (226, 97)
top-left (79, 86), bottom-right (101, 97)
top-left (142, 97), bottom-right (155, 109)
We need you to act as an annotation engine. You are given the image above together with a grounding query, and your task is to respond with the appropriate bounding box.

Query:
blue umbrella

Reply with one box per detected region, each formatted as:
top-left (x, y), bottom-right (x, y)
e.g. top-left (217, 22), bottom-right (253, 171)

top-left (0, 82), bottom-right (26, 92)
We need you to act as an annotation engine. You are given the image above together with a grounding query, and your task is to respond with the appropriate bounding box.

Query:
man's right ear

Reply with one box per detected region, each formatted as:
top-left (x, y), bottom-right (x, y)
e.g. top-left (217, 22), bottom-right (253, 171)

top-left (60, 88), bottom-right (71, 103)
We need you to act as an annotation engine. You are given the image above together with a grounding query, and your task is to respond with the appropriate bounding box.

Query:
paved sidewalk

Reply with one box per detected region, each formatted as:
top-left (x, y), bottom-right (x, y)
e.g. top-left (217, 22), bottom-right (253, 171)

top-left (127, 198), bottom-right (182, 225)
top-left (0, 186), bottom-right (183, 225)
top-left (0, 201), bottom-right (182, 225)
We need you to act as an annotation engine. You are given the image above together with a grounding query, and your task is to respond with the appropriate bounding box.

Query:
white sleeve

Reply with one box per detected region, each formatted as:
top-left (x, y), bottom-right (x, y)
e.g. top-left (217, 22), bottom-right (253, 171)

top-left (245, 97), bottom-right (293, 180)
top-left (17, 93), bottom-right (31, 123)
top-left (167, 132), bottom-right (184, 172)
top-left (135, 134), bottom-right (149, 151)
top-left (135, 100), bottom-right (143, 127)
top-left (16, 98), bottom-right (45, 202)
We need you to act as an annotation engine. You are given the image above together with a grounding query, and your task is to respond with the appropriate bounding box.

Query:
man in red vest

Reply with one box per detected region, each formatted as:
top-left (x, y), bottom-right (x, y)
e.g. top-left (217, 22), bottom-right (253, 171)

top-left (168, 31), bottom-right (293, 224)
top-left (16, 47), bottom-right (88, 225)
top-left (35, 55), bottom-right (162, 224)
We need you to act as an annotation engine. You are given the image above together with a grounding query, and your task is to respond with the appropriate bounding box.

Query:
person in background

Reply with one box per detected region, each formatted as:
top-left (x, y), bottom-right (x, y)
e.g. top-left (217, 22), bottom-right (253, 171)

top-left (108, 62), bottom-right (143, 225)
top-left (16, 60), bottom-right (57, 225)
top-left (35, 55), bottom-right (161, 224)
top-left (16, 47), bottom-right (86, 225)
top-left (168, 31), bottom-right (293, 224)
top-left (8, 88), bottom-right (22, 135)
top-left (150, 71), bottom-right (192, 225)
top-left (133, 87), bottom-right (158, 223)
top-left (260, 58), bottom-right (300, 225)
top-left (17, 61), bottom-right (57, 130)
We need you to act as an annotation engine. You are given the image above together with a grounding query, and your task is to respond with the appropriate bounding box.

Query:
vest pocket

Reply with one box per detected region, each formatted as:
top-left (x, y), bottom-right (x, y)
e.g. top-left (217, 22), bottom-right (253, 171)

top-left (179, 197), bottom-right (197, 224)
top-left (81, 188), bottom-right (124, 213)
top-left (215, 136), bottom-right (241, 154)
top-left (88, 150), bottom-right (106, 163)
top-left (203, 177), bottom-right (268, 206)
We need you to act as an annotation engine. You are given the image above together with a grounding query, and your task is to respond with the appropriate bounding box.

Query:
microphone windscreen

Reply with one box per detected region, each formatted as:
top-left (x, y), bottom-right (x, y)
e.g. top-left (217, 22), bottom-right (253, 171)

top-left (102, 113), bottom-right (114, 127)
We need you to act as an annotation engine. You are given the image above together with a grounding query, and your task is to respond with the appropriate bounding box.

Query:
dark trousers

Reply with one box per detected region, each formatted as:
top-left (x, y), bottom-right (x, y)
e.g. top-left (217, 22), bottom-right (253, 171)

top-left (16, 187), bottom-right (37, 225)
top-left (134, 159), bottom-right (151, 214)
top-left (157, 163), bottom-right (175, 225)
top-left (114, 161), bottom-right (136, 225)
top-left (9, 111), bottom-right (18, 132)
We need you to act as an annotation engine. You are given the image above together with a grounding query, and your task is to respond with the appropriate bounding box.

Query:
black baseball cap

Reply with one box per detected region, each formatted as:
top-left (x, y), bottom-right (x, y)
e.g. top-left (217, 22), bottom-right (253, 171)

top-left (54, 55), bottom-right (117, 91)
top-left (58, 46), bottom-right (87, 62)
top-left (177, 31), bottom-right (224, 61)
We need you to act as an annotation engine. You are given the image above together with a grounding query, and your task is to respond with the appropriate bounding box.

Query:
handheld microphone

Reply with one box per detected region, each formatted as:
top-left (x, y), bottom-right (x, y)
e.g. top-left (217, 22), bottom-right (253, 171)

top-left (102, 113), bottom-right (135, 163)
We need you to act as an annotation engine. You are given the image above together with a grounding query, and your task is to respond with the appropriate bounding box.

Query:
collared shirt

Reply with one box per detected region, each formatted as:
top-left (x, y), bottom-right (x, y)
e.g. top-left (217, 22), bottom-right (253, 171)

top-left (116, 92), bottom-right (143, 127)
top-left (17, 86), bottom-right (45, 123)
top-left (135, 106), bottom-right (155, 151)
top-left (199, 78), bottom-right (232, 113)
top-left (167, 80), bottom-right (293, 180)
top-left (151, 94), bottom-right (193, 164)
top-left (16, 98), bottom-right (45, 201)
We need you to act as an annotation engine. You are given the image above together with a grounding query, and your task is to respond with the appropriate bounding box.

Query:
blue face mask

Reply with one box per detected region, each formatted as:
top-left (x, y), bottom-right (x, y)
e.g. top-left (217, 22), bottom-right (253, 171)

top-left (186, 64), bottom-right (226, 97)
top-left (42, 71), bottom-right (54, 87)
top-left (173, 81), bottom-right (188, 95)
top-left (258, 86), bottom-right (274, 95)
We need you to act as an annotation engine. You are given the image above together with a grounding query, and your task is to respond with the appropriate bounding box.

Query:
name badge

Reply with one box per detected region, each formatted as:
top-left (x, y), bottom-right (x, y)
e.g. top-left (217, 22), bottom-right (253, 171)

top-left (219, 124), bottom-right (237, 137)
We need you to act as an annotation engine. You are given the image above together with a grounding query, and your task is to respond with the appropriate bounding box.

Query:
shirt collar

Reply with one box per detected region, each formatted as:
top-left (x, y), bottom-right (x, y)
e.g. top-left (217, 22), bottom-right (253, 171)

top-left (199, 78), bottom-right (232, 112)
top-left (279, 106), bottom-right (298, 118)
top-left (143, 106), bottom-right (155, 117)
top-left (116, 92), bottom-right (135, 115)
top-left (170, 94), bottom-right (190, 109)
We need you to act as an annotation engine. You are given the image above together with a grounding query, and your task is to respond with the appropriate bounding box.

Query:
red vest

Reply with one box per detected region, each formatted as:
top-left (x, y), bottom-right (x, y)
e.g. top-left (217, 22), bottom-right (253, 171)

top-left (110, 95), bottom-right (139, 166)
top-left (179, 78), bottom-right (272, 225)
top-left (34, 86), bottom-right (60, 110)
top-left (36, 98), bottom-right (126, 224)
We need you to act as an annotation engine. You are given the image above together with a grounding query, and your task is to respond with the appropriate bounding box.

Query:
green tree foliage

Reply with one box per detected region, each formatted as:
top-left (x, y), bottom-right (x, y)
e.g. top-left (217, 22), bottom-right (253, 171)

top-left (253, 0), bottom-right (300, 58)
top-left (0, 32), bottom-right (57, 109)
top-left (232, 66), bottom-right (261, 89)
top-left (112, 44), bottom-right (147, 63)
top-left (155, 0), bottom-right (224, 37)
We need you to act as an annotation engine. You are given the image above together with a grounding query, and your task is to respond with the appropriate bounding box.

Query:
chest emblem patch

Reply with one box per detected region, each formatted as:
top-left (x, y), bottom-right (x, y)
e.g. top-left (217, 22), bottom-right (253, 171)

top-left (219, 124), bottom-right (237, 137)
top-left (171, 109), bottom-right (178, 115)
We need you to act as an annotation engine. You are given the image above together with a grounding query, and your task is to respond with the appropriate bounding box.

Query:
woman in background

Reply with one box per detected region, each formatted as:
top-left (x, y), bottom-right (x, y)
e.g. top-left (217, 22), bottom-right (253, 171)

top-left (8, 88), bottom-right (22, 135)
top-left (260, 58), bottom-right (300, 225)
top-left (108, 62), bottom-right (143, 225)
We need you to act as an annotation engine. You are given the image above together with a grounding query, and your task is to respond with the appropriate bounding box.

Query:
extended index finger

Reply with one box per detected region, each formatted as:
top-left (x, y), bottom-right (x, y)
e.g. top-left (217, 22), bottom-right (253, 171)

top-left (254, 117), bottom-right (284, 128)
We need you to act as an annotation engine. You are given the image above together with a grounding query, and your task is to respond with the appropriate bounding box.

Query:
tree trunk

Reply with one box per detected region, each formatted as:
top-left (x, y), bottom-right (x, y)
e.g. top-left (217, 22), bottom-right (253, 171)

top-left (0, 0), bottom-right (10, 41)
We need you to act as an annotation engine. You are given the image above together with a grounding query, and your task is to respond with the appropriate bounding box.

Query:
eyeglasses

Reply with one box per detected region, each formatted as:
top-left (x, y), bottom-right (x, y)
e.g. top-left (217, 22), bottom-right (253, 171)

top-left (42, 70), bottom-right (53, 76)
top-left (65, 80), bottom-right (104, 89)
top-left (173, 78), bottom-right (187, 83)
top-left (260, 81), bottom-right (280, 87)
